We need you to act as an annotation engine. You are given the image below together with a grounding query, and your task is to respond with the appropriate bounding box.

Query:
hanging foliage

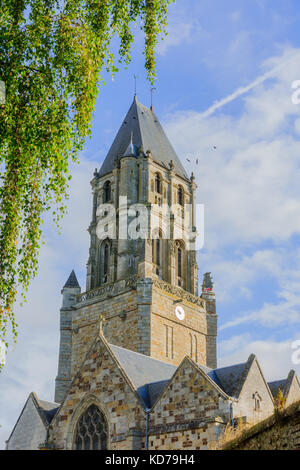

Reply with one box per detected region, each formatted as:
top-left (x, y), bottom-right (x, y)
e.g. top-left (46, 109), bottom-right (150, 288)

top-left (0, 0), bottom-right (174, 357)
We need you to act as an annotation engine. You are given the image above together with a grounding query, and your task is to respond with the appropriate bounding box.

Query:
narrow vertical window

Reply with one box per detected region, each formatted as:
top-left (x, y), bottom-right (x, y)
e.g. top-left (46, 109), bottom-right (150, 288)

top-left (178, 186), bottom-right (184, 206)
top-left (194, 335), bottom-right (198, 362)
top-left (103, 181), bottom-right (111, 203)
top-left (155, 173), bottom-right (161, 194)
top-left (165, 325), bottom-right (174, 358)
top-left (156, 238), bottom-right (161, 267)
top-left (104, 243), bottom-right (109, 276)
top-left (177, 247), bottom-right (182, 277)
top-left (165, 325), bottom-right (169, 357)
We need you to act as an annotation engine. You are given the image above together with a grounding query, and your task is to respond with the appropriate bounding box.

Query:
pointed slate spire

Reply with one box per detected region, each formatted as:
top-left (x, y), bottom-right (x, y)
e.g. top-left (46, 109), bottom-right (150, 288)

top-left (99, 95), bottom-right (188, 179)
top-left (63, 269), bottom-right (80, 288)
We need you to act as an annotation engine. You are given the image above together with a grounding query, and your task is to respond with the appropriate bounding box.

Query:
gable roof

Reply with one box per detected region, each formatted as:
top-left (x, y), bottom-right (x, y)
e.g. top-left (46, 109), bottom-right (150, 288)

top-left (268, 370), bottom-right (300, 399)
top-left (98, 96), bottom-right (189, 180)
top-left (268, 379), bottom-right (286, 398)
top-left (109, 343), bottom-right (177, 408)
top-left (211, 354), bottom-right (274, 402)
top-left (37, 398), bottom-right (60, 425)
top-left (7, 392), bottom-right (59, 444)
top-left (211, 363), bottom-right (247, 398)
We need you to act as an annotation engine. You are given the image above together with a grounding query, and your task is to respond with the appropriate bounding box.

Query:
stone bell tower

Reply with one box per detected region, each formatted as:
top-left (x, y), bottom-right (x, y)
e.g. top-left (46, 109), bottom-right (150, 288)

top-left (57, 96), bottom-right (217, 391)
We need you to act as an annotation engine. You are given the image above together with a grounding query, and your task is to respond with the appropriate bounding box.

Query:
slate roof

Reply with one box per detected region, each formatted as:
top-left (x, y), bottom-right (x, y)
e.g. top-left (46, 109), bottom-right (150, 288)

top-left (99, 96), bottom-right (189, 180)
top-left (7, 393), bottom-right (59, 445)
top-left (211, 363), bottom-right (247, 398)
top-left (37, 399), bottom-right (60, 426)
top-left (268, 379), bottom-right (286, 398)
top-left (64, 269), bottom-right (80, 288)
top-left (109, 343), bottom-right (177, 408)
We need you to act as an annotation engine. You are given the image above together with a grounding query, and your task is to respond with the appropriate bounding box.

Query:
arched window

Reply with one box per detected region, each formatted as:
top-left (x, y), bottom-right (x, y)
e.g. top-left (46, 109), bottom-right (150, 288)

top-left (104, 243), bottom-right (109, 278)
top-left (175, 241), bottom-right (184, 287)
top-left (155, 173), bottom-right (161, 194)
top-left (103, 181), bottom-right (111, 203)
top-left (152, 229), bottom-right (162, 275)
top-left (99, 239), bottom-right (111, 285)
top-left (156, 238), bottom-right (161, 267)
top-left (177, 246), bottom-right (182, 277)
top-left (178, 186), bottom-right (184, 206)
top-left (75, 404), bottom-right (107, 450)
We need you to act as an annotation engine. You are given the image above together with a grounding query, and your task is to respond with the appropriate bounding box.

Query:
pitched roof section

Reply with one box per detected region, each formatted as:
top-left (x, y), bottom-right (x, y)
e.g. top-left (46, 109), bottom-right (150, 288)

top-left (99, 96), bottom-right (189, 180)
top-left (268, 370), bottom-right (300, 399)
top-left (7, 393), bottom-right (59, 445)
top-left (37, 399), bottom-right (60, 426)
top-left (212, 363), bottom-right (247, 398)
top-left (63, 269), bottom-right (80, 288)
top-left (109, 343), bottom-right (177, 408)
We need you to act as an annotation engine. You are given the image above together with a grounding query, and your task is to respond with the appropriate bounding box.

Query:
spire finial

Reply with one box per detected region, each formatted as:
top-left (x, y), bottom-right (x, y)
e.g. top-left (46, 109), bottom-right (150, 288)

top-left (134, 74), bottom-right (138, 96)
top-left (202, 272), bottom-right (214, 293)
top-left (150, 87), bottom-right (156, 111)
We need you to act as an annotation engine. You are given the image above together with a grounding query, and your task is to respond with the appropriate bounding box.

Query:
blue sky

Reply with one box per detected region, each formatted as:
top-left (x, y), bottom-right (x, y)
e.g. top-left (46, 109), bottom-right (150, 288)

top-left (2, 0), bottom-right (300, 448)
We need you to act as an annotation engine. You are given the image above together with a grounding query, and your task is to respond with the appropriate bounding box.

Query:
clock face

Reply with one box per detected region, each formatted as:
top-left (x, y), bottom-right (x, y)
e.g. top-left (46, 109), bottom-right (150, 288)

top-left (175, 305), bottom-right (185, 321)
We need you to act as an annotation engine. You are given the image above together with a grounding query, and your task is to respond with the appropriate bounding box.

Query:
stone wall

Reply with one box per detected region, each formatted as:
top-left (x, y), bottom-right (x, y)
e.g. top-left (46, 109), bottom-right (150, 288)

top-left (50, 337), bottom-right (145, 450)
top-left (225, 401), bottom-right (300, 450)
top-left (72, 277), bottom-right (217, 375)
top-left (72, 288), bottom-right (138, 378)
top-left (151, 285), bottom-right (208, 366)
top-left (146, 357), bottom-right (229, 450)
top-left (146, 422), bottom-right (222, 450)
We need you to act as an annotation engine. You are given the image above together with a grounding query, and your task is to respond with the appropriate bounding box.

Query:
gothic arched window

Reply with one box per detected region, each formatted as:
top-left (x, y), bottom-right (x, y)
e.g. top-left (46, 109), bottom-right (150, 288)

top-left (176, 241), bottom-right (185, 287)
top-left (103, 181), bottom-right (111, 203)
top-left (178, 186), bottom-right (184, 206)
top-left (155, 173), bottom-right (162, 194)
top-left (99, 239), bottom-right (111, 285)
top-left (177, 246), bottom-right (182, 277)
top-left (75, 404), bottom-right (108, 450)
top-left (152, 229), bottom-right (162, 276)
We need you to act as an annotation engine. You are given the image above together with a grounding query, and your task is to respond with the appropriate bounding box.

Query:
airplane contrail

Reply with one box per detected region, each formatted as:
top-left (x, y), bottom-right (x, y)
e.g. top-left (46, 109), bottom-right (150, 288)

top-left (200, 53), bottom-right (300, 118)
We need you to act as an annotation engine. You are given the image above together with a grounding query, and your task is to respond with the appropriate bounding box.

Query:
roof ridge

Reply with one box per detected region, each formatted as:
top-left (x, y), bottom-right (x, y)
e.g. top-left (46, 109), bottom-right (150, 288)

top-left (108, 343), bottom-right (177, 368)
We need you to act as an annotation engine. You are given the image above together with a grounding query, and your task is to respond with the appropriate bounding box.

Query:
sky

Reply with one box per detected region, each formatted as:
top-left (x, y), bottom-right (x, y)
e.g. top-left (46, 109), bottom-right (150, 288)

top-left (2, 0), bottom-right (300, 448)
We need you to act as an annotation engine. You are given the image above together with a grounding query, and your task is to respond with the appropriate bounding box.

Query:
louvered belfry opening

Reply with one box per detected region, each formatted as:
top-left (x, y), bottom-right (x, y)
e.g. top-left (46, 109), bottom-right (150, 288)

top-left (75, 404), bottom-right (107, 450)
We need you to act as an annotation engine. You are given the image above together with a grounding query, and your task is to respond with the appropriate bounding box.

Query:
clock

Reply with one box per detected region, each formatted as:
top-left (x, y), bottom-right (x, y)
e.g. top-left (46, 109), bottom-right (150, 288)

top-left (175, 305), bottom-right (185, 321)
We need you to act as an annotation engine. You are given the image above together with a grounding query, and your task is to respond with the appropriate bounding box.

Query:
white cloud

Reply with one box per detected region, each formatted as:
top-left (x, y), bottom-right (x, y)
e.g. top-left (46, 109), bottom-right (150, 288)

top-left (219, 335), bottom-right (300, 382)
top-left (157, 22), bottom-right (194, 56)
top-left (165, 47), bottom-right (300, 248)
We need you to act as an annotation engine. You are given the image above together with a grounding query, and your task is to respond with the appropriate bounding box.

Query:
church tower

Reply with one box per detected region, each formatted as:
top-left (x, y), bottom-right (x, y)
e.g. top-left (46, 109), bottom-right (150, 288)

top-left (55, 96), bottom-right (217, 401)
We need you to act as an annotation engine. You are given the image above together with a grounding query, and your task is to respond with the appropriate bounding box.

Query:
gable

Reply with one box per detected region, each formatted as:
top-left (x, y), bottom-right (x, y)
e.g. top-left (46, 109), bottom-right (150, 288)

top-left (150, 357), bottom-right (229, 424)
top-left (49, 336), bottom-right (145, 449)
top-left (285, 372), bottom-right (300, 407)
top-left (235, 357), bottom-right (274, 422)
top-left (7, 394), bottom-right (47, 450)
